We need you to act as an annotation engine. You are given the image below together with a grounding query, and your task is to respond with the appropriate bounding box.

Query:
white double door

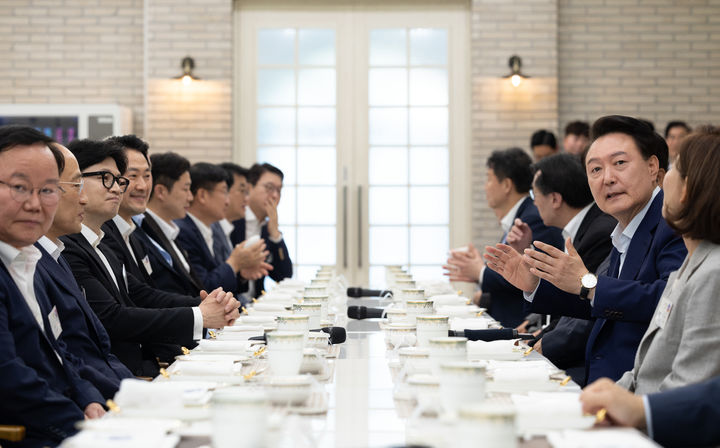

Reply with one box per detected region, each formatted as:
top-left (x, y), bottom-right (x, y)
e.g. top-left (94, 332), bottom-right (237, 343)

top-left (235, 2), bottom-right (470, 287)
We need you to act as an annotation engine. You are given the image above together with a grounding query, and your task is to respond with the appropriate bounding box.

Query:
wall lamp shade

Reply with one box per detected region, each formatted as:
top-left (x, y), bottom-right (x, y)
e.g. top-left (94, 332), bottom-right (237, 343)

top-left (503, 55), bottom-right (529, 87)
top-left (175, 56), bottom-right (200, 85)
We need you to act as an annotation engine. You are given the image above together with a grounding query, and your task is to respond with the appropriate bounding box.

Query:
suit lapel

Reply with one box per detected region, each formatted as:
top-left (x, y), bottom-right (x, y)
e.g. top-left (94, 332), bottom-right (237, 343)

top-left (71, 233), bottom-right (121, 297)
top-left (618, 193), bottom-right (663, 280)
top-left (573, 204), bottom-right (601, 249)
top-left (145, 214), bottom-right (204, 291)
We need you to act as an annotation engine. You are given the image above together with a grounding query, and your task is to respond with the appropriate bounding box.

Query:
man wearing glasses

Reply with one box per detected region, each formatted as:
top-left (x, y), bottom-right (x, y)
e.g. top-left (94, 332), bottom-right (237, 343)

top-left (37, 143), bottom-right (133, 399)
top-left (243, 163), bottom-right (293, 297)
top-left (60, 140), bottom-right (239, 377)
top-left (0, 125), bottom-right (105, 446)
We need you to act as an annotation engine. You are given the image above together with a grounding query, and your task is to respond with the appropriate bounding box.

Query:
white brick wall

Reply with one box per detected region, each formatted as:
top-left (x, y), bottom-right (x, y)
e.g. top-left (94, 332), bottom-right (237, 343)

top-left (0, 0), bottom-right (145, 135)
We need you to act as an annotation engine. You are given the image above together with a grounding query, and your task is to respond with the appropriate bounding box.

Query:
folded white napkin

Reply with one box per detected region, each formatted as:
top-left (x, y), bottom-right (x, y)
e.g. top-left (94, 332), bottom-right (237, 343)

top-left (238, 315), bottom-right (276, 324)
top-left (450, 317), bottom-right (490, 331)
top-left (172, 360), bottom-right (238, 376)
top-left (114, 379), bottom-right (213, 409)
top-left (429, 294), bottom-right (468, 308)
top-left (197, 339), bottom-right (252, 353)
top-left (61, 430), bottom-right (179, 448)
top-left (252, 302), bottom-right (288, 312)
top-left (492, 367), bottom-right (549, 383)
top-left (547, 428), bottom-right (659, 448)
top-left (436, 305), bottom-right (480, 318)
top-left (512, 392), bottom-right (596, 435)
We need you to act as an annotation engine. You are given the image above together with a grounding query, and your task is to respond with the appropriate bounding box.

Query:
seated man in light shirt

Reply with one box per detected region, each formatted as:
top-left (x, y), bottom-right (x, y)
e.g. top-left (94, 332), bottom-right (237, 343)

top-left (60, 139), bottom-right (239, 377)
top-left (175, 162), bottom-right (270, 296)
top-left (0, 125), bottom-right (105, 446)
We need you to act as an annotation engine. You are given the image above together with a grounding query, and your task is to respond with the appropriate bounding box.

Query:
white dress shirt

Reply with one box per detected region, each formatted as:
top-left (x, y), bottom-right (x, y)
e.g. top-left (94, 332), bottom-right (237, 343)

top-left (112, 215), bottom-right (138, 266)
top-left (219, 219), bottom-right (234, 249)
top-left (38, 235), bottom-right (64, 262)
top-left (561, 202), bottom-right (594, 252)
top-left (245, 207), bottom-right (283, 244)
top-left (187, 212), bottom-right (215, 257)
top-left (479, 196), bottom-right (528, 285)
top-left (145, 209), bottom-right (191, 273)
top-left (80, 224), bottom-right (120, 291)
top-left (0, 240), bottom-right (63, 362)
top-left (610, 186), bottom-right (661, 276)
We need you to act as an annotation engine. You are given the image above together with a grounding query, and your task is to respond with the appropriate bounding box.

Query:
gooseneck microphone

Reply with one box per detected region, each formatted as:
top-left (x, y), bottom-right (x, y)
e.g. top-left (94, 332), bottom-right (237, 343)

top-left (448, 328), bottom-right (535, 341)
top-left (347, 306), bottom-right (386, 320)
top-left (347, 287), bottom-right (393, 298)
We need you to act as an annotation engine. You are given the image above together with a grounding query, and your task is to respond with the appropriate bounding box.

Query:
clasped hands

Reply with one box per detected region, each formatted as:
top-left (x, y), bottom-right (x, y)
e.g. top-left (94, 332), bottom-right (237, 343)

top-left (199, 287), bottom-right (241, 328)
top-left (483, 219), bottom-right (590, 295)
top-left (227, 239), bottom-right (274, 281)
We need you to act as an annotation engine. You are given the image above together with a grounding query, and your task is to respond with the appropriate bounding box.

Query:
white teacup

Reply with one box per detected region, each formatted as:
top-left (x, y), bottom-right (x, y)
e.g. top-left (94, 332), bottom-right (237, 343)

top-left (439, 362), bottom-right (487, 415)
top-left (304, 286), bottom-right (327, 297)
top-left (428, 336), bottom-right (468, 376)
top-left (276, 315), bottom-right (310, 346)
top-left (211, 389), bottom-right (268, 448)
top-left (405, 299), bottom-right (434, 324)
top-left (457, 403), bottom-right (516, 448)
top-left (292, 303), bottom-right (322, 329)
top-left (416, 315), bottom-right (450, 347)
top-left (265, 331), bottom-right (304, 376)
top-left (302, 295), bottom-right (329, 321)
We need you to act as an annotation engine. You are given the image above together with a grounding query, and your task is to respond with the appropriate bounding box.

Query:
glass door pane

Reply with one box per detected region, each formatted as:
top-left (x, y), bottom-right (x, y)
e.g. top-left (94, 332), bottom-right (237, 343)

top-left (256, 28), bottom-right (337, 282)
top-left (367, 27), bottom-right (450, 288)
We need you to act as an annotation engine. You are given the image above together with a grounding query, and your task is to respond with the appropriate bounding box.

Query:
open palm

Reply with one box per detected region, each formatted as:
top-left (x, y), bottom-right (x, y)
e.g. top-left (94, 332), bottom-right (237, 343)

top-left (483, 243), bottom-right (539, 292)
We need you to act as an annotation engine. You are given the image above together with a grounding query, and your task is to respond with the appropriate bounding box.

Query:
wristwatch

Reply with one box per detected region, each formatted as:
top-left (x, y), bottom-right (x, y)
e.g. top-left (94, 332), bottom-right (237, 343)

top-left (580, 272), bottom-right (598, 300)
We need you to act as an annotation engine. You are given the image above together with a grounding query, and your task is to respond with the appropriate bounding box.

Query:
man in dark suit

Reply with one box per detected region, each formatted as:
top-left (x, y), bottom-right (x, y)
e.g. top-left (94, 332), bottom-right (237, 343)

top-left (175, 162), bottom-right (270, 296)
top-left (60, 139), bottom-right (239, 377)
top-left (140, 152), bottom-right (204, 296)
top-left (581, 376), bottom-right (720, 448)
top-left (505, 153), bottom-right (617, 385)
top-left (241, 163), bottom-right (294, 297)
top-left (445, 148), bottom-right (564, 328)
top-left (0, 125), bottom-right (105, 446)
top-left (484, 116), bottom-right (686, 384)
top-left (36, 143), bottom-right (132, 399)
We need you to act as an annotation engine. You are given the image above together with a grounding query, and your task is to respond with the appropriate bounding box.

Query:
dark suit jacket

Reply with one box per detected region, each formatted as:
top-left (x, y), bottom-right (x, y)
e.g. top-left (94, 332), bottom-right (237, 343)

top-left (481, 197), bottom-right (564, 328)
top-left (0, 261), bottom-right (103, 445)
top-left (529, 191), bottom-right (687, 383)
top-left (540, 204), bottom-right (616, 383)
top-left (230, 218), bottom-right (293, 297)
top-left (175, 215), bottom-right (238, 293)
top-left (35, 243), bottom-right (133, 399)
top-left (60, 231), bottom-right (201, 377)
top-left (101, 219), bottom-right (154, 286)
top-left (649, 375), bottom-right (720, 447)
top-left (137, 212), bottom-right (204, 296)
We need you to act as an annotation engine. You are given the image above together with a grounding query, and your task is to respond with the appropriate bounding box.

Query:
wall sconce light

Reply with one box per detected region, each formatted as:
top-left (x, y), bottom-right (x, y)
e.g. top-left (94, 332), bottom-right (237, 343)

top-left (175, 56), bottom-right (200, 86)
top-left (503, 55), bottom-right (529, 87)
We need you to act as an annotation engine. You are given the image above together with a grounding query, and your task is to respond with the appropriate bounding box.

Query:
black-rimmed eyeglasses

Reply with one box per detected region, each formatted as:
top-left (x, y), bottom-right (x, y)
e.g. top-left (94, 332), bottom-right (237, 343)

top-left (82, 171), bottom-right (130, 192)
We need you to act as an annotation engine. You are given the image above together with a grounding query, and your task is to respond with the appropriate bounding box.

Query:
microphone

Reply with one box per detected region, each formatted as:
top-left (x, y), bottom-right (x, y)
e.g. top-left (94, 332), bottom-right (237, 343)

top-left (347, 287), bottom-right (392, 298)
top-left (347, 306), bottom-right (386, 320)
top-left (448, 329), bottom-right (535, 341)
top-left (249, 327), bottom-right (347, 345)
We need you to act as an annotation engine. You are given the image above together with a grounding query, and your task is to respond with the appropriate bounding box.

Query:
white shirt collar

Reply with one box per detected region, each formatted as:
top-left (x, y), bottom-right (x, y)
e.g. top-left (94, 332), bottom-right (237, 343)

top-left (0, 240), bottom-right (42, 273)
top-left (112, 215), bottom-right (136, 240)
top-left (500, 196), bottom-right (528, 234)
top-left (81, 224), bottom-right (104, 249)
top-left (562, 203), bottom-right (594, 243)
top-left (219, 219), bottom-right (234, 238)
top-left (610, 186), bottom-right (661, 254)
top-left (187, 212), bottom-right (214, 254)
top-left (146, 208), bottom-right (180, 241)
top-left (38, 236), bottom-right (65, 261)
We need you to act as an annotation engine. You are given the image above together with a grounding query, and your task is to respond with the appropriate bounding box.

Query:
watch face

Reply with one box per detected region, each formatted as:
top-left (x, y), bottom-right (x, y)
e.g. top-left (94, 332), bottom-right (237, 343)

top-left (582, 273), bottom-right (598, 289)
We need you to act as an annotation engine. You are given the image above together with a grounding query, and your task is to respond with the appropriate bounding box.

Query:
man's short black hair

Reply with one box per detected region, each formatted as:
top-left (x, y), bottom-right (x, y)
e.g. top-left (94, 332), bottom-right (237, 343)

top-left (219, 162), bottom-right (249, 188)
top-left (247, 162), bottom-right (284, 186)
top-left (105, 134), bottom-right (150, 164)
top-left (189, 162), bottom-right (228, 195)
top-left (67, 139), bottom-right (127, 174)
top-left (0, 124), bottom-right (64, 174)
top-left (589, 115), bottom-right (669, 171)
top-left (533, 153), bottom-right (593, 209)
top-left (664, 120), bottom-right (691, 138)
top-left (149, 152), bottom-right (190, 197)
top-left (564, 121), bottom-right (590, 138)
top-left (530, 130), bottom-right (558, 149)
top-left (487, 147), bottom-right (533, 193)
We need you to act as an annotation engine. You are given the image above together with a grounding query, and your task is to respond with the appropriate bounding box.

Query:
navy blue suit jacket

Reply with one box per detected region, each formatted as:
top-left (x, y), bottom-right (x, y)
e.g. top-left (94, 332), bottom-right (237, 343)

top-left (529, 191), bottom-right (687, 383)
top-left (175, 215), bottom-right (238, 293)
top-left (481, 197), bottom-right (564, 328)
top-left (0, 260), bottom-right (103, 445)
top-left (648, 375), bottom-right (720, 447)
top-left (229, 218), bottom-right (293, 297)
top-left (135, 213), bottom-right (204, 296)
top-left (35, 243), bottom-right (133, 399)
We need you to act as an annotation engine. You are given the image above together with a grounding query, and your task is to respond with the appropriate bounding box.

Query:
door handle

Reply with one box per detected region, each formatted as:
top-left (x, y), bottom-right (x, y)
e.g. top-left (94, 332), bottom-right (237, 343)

top-left (343, 185), bottom-right (348, 269)
top-left (357, 185), bottom-right (362, 268)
